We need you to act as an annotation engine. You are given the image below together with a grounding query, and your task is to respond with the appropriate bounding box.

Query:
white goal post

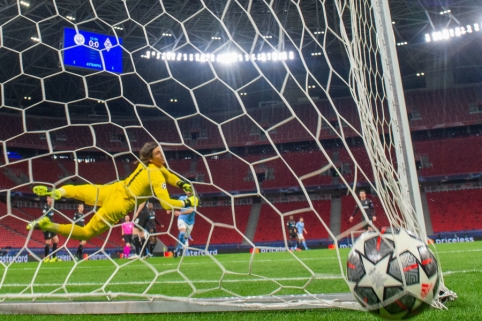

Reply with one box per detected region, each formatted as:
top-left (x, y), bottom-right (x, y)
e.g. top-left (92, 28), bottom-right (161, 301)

top-left (371, 0), bottom-right (427, 241)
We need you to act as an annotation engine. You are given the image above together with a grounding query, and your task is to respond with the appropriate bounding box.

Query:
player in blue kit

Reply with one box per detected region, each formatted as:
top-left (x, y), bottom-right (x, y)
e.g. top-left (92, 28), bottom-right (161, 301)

top-left (295, 218), bottom-right (309, 250)
top-left (167, 191), bottom-right (197, 258)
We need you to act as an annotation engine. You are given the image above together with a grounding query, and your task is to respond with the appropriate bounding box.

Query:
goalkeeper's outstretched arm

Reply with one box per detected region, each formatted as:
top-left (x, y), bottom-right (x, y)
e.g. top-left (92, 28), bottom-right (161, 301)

top-left (152, 170), bottom-right (198, 210)
top-left (160, 166), bottom-right (192, 192)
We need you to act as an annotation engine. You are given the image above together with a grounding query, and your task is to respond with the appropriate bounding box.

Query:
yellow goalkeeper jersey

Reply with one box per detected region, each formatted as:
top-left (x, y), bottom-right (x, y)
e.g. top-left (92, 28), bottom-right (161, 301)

top-left (123, 163), bottom-right (185, 209)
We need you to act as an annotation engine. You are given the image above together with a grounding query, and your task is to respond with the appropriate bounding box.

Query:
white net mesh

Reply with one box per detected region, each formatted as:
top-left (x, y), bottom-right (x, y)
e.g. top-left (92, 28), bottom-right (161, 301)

top-left (0, 0), bottom-right (441, 310)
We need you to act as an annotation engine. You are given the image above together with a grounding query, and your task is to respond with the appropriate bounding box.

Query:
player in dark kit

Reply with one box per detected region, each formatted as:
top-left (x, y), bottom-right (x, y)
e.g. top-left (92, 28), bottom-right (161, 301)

top-left (73, 203), bottom-right (87, 260)
top-left (132, 200), bottom-right (161, 258)
top-left (350, 189), bottom-right (377, 230)
top-left (42, 196), bottom-right (61, 262)
top-left (144, 201), bottom-right (162, 256)
top-left (286, 215), bottom-right (298, 250)
top-left (146, 202), bottom-right (164, 256)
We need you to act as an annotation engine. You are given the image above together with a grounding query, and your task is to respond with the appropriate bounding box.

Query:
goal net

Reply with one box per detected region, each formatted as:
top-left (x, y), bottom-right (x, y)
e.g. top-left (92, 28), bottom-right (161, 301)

top-left (0, 0), bottom-right (450, 313)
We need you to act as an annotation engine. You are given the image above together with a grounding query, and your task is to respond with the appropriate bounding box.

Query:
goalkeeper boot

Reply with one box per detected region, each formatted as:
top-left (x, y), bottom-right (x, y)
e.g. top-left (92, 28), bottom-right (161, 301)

top-left (49, 257), bottom-right (58, 263)
top-left (32, 185), bottom-right (62, 200)
top-left (43, 257), bottom-right (50, 263)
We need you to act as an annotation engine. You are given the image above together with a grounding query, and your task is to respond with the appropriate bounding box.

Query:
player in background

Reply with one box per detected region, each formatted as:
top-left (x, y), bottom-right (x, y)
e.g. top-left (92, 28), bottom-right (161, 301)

top-left (167, 190), bottom-right (196, 258)
top-left (131, 202), bottom-right (148, 259)
top-left (296, 218), bottom-right (309, 250)
top-left (121, 215), bottom-right (134, 259)
top-left (187, 234), bottom-right (193, 247)
top-left (42, 196), bottom-right (61, 262)
top-left (286, 215), bottom-right (298, 250)
top-left (349, 189), bottom-right (376, 230)
top-left (73, 203), bottom-right (87, 260)
top-left (28, 142), bottom-right (197, 241)
top-left (131, 200), bottom-right (160, 258)
top-left (145, 201), bottom-right (163, 256)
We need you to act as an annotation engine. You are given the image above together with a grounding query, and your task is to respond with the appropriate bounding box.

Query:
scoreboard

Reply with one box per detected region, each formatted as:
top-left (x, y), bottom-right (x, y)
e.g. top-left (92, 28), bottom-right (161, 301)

top-left (63, 27), bottom-right (123, 73)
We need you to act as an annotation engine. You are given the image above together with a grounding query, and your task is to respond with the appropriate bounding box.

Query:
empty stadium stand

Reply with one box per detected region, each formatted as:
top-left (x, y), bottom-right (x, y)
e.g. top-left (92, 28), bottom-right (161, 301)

top-left (425, 189), bottom-right (482, 233)
top-left (1, 85), bottom-right (482, 249)
top-left (415, 136), bottom-right (482, 177)
top-left (1, 85), bottom-right (481, 152)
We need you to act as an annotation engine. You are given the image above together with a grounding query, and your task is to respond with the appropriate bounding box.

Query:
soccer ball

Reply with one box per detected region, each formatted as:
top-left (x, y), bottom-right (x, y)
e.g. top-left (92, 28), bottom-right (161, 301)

top-left (346, 228), bottom-right (440, 320)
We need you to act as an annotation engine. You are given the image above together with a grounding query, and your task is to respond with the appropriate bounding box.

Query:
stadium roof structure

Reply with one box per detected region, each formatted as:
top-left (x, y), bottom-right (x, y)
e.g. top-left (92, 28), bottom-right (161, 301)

top-left (1, 0), bottom-right (481, 119)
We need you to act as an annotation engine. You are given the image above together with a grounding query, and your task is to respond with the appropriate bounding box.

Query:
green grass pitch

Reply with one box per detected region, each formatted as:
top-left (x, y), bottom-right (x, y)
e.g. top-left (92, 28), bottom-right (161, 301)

top-left (1, 241), bottom-right (480, 320)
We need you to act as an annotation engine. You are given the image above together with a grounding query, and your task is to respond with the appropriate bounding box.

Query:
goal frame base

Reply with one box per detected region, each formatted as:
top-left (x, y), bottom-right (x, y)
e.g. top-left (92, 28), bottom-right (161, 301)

top-left (0, 293), bottom-right (362, 314)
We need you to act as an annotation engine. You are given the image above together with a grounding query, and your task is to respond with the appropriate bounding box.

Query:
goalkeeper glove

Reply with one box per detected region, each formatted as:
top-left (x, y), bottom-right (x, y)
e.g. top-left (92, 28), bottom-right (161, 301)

top-left (183, 196), bottom-right (199, 207)
top-left (176, 180), bottom-right (192, 193)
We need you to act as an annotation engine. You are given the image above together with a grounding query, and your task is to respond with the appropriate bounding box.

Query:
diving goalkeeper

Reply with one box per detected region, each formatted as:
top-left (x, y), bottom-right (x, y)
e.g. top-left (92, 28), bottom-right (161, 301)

top-left (27, 142), bottom-right (198, 241)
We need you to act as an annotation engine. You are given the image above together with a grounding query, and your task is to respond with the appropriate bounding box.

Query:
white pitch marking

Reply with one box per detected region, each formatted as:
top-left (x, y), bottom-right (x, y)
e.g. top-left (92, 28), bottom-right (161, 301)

top-left (443, 269), bottom-right (482, 276)
top-left (13, 256), bottom-right (339, 271)
top-left (1, 275), bottom-right (344, 288)
top-left (437, 249), bottom-right (482, 254)
top-left (10, 246), bottom-right (477, 272)
top-left (3, 269), bottom-right (476, 288)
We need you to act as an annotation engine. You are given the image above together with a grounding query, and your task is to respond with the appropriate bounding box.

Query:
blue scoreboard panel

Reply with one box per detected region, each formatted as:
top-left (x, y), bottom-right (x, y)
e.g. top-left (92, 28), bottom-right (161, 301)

top-left (63, 27), bottom-right (123, 73)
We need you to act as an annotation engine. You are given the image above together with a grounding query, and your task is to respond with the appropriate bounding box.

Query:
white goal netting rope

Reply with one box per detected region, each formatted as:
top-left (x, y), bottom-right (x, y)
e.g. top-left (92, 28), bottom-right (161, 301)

top-left (0, 0), bottom-right (448, 310)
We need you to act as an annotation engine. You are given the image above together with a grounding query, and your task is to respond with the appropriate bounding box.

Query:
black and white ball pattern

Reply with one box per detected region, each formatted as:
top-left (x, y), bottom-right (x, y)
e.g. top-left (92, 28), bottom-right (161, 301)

top-left (346, 228), bottom-right (440, 320)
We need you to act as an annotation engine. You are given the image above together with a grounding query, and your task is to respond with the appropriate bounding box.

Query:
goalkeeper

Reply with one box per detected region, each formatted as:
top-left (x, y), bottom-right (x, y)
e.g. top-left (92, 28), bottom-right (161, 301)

top-left (27, 142), bottom-right (197, 241)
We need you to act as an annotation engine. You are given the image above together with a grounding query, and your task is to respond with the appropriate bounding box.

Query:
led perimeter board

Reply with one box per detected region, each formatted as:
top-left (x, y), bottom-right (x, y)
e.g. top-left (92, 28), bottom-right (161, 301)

top-left (63, 27), bottom-right (123, 73)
